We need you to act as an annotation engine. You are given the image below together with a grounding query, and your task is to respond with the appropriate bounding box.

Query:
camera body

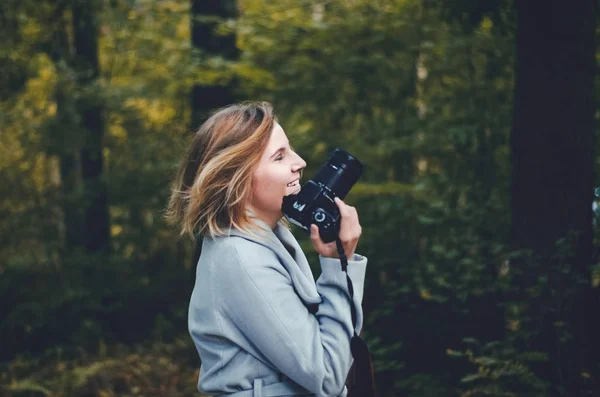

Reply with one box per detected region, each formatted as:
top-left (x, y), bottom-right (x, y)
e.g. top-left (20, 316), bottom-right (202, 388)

top-left (282, 148), bottom-right (363, 243)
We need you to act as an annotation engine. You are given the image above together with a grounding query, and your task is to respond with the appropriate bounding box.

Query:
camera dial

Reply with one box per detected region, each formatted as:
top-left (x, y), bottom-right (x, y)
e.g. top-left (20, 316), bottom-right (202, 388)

top-left (314, 210), bottom-right (326, 223)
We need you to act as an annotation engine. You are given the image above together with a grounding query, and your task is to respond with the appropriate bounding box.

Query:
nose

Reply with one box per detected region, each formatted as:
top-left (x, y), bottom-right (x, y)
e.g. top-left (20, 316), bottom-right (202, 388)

top-left (292, 152), bottom-right (306, 173)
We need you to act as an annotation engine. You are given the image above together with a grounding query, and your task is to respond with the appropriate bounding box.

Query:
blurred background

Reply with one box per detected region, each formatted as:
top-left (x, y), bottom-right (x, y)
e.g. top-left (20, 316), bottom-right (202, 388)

top-left (1, 0), bottom-right (599, 396)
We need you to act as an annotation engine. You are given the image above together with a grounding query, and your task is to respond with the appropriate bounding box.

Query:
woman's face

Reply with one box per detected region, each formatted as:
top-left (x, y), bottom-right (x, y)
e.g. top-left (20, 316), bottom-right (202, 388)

top-left (249, 122), bottom-right (306, 227)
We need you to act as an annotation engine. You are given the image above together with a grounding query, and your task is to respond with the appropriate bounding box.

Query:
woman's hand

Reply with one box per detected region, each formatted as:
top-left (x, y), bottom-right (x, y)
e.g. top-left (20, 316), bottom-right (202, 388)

top-left (310, 197), bottom-right (362, 259)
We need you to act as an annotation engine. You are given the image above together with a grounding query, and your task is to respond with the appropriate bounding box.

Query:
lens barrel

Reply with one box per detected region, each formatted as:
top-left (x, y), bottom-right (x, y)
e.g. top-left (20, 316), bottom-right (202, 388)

top-left (312, 149), bottom-right (363, 200)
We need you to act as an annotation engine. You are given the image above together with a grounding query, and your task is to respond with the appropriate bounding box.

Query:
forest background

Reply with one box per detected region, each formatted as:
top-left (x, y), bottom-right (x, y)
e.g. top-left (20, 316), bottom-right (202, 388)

top-left (1, 0), bottom-right (600, 396)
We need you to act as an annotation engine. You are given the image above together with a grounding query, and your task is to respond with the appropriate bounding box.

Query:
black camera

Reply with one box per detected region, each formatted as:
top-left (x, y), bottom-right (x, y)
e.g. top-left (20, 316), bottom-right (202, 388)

top-left (281, 148), bottom-right (363, 243)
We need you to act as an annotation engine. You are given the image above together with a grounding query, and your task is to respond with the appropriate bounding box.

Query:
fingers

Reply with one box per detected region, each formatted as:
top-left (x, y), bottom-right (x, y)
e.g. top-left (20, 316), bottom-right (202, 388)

top-left (333, 198), bottom-right (361, 259)
top-left (334, 197), bottom-right (352, 215)
top-left (334, 197), bottom-right (361, 234)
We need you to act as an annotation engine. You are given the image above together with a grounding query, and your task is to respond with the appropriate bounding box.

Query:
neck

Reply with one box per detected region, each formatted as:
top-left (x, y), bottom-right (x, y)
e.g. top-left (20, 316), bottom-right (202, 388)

top-left (247, 206), bottom-right (281, 230)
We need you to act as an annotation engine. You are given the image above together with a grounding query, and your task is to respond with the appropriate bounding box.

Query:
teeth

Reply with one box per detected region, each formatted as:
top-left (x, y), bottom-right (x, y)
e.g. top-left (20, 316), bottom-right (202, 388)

top-left (287, 180), bottom-right (299, 187)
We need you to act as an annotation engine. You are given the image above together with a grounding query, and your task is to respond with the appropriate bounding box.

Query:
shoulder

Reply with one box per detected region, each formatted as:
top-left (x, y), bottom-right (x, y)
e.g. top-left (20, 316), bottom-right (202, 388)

top-left (207, 235), bottom-right (287, 277)
top-left (212, 235), bottom-right (272, 259)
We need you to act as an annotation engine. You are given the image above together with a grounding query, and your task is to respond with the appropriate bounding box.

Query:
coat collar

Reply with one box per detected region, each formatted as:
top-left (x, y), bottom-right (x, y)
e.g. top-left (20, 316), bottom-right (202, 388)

top-left (226, 217), bottom-right (322, 306)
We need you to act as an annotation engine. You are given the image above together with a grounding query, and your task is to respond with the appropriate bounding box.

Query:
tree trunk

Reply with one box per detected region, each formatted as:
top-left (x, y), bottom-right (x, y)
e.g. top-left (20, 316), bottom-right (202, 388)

top-left (190, 0), bottom-right (238, 129)
top-left (510, 0), bottom-right (598, 394)
top-left (72, 0), bottom-right (110, 253)
top-left (46, 3), bottom-right (85, 252)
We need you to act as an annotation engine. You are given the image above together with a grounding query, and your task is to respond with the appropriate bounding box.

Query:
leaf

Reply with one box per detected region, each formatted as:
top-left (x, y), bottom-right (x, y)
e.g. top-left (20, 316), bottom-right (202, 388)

top-left (461, 373), bottom-right (484, 383)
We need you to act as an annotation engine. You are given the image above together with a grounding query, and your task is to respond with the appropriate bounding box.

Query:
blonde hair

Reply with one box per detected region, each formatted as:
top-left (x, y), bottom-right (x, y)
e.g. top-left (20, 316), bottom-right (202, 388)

top-left (166, 102), bottom-right (276, 240)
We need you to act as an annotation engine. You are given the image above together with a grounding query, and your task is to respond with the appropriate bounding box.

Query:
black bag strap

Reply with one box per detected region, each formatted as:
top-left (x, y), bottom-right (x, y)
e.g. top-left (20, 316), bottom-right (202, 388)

top-left (335, 238), bottom-right (377, 397)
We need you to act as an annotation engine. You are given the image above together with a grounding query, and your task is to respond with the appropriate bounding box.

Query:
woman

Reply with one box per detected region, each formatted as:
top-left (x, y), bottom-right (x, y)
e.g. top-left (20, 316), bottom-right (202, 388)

top-left (167, 102), bottom-right (368, 397)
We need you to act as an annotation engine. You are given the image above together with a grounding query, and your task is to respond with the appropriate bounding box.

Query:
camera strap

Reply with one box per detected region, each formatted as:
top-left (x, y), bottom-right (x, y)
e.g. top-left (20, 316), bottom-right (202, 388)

top-left (335, 238), bottom-right (377, 397)
top-left (335, 238), bottom-right (358, 327)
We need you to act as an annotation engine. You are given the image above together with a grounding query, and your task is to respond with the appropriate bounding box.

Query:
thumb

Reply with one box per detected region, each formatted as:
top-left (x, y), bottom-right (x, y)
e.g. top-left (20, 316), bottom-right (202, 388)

top-left (310, 224), bottom-right (319, 239)
top-left (310, 224), bottom-right (323, 247)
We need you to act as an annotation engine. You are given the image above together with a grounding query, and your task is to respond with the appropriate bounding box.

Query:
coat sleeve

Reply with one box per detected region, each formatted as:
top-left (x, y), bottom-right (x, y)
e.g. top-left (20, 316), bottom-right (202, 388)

top-left (214, 239), bottom-right (368, 397)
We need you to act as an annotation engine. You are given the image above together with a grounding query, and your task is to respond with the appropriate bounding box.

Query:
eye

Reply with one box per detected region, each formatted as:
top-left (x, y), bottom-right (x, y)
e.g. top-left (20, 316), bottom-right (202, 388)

top-left (275, 153), bottom-right (284, 161)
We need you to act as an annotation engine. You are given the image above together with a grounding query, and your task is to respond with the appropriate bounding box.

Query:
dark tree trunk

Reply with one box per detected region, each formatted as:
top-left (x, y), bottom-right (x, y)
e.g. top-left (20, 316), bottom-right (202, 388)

top-left (190, 0), bottom-right (238, 129)
top-left (71, 0), bottom-right (110, 253)
top-left (46, 3), bottom-right (85, 251)
top-left (510, 0), bottom-right (598, 394)
top-left (392, 3), bottom-right (420, 183)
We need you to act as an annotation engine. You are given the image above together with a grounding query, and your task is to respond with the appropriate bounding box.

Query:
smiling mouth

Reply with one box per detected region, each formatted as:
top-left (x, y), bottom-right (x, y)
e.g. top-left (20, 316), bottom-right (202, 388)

top-left (287, 179), bottom-right (300, 188)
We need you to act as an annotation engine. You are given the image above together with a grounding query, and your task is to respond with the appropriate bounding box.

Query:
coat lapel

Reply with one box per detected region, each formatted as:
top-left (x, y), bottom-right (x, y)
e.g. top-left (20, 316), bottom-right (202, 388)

top-left (226, 219), bottom-right (322, 306)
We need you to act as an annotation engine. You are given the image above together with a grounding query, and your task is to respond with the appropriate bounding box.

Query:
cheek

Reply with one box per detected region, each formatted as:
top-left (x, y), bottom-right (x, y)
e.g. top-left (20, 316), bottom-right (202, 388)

top-left (258, 170), bottom-right (287, 192)
top-left (252, 171), bottom-right (287, 207)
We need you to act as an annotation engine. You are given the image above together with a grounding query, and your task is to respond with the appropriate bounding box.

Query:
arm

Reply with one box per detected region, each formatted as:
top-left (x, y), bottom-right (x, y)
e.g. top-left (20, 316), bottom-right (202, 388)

top-left (216, 241), bottom-right (367, 397)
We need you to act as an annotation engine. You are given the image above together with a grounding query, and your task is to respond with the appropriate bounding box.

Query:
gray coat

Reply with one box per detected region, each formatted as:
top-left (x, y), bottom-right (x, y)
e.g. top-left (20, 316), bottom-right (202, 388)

top-left (188, 219), bottom-right (368, 397)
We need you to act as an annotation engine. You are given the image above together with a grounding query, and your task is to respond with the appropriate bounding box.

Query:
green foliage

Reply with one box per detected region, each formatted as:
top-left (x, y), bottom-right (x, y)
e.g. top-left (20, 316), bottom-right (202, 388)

top-left (1, 0), bottom-right (598, 396)
top-left (0, 336), bottom-right (204, 397)
top-left (449, 338), bottom-right (548, 397)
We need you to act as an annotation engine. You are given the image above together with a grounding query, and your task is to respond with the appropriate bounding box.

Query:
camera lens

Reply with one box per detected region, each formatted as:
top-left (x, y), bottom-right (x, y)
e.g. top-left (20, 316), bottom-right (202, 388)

top-left (312, 149), bottom-right (363, 200)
